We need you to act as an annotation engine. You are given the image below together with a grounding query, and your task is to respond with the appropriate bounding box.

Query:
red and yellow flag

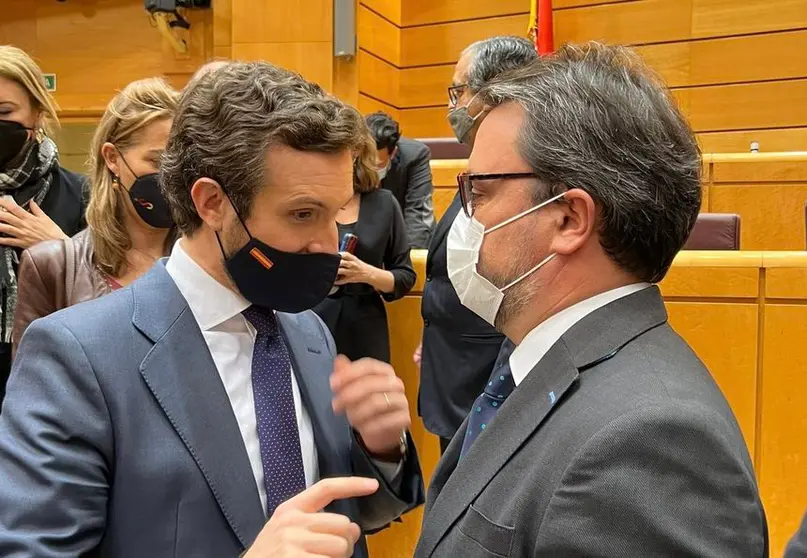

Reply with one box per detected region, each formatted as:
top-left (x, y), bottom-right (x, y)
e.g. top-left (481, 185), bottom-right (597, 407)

top-left (528, 0), bottom-right (554, 55)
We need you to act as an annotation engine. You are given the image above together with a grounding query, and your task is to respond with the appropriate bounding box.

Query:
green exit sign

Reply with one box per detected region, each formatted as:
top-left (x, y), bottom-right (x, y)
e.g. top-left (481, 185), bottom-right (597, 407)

top-left (43, 74), bottom-right (56, 92)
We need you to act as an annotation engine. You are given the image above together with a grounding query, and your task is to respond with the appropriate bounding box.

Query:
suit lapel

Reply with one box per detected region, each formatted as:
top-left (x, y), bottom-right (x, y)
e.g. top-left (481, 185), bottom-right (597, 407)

top-left (277, 313), bottom-right (349, 471)
top-left (133, 264), bottom-right (265, 550)
top-left (417, 340), bottom-right (579, 558)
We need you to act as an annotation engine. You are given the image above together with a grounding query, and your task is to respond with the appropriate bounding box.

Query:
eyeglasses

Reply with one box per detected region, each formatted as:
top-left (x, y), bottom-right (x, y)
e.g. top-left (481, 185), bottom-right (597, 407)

top-left (457, 172), bottom-right (538, 217)
top-left (448, 84), bottom-right (468, 107)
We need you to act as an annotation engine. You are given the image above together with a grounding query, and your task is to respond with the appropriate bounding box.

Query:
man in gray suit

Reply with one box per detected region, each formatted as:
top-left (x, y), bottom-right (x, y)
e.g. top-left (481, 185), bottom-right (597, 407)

top-left (0, 63), bottom-right (423, 557)
top-left (415, 42), bottom-right (768, 557)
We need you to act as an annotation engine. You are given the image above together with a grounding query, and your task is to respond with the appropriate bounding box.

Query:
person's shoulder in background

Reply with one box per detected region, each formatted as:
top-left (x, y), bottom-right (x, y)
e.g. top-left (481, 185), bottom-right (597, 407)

top-left (396, 137), bottom-right (431, 167)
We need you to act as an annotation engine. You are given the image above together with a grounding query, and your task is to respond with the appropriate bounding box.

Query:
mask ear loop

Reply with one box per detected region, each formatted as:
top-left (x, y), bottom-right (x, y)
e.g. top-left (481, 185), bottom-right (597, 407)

top-left (501, 253), bottom-right (557, 291)
top-left (215, 181), bottom-right (254, 258)
top-left (115, 148), bottom-right (141, 181)
top-left (486, 191), bottom-right (567, 235)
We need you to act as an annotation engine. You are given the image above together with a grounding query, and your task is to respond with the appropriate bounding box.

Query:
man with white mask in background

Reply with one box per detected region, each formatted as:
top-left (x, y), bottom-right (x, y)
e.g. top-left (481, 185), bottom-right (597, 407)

top-left (415, 42), bottom-right (767, 557)
top-left (416, 36), bottom-right (537, 454)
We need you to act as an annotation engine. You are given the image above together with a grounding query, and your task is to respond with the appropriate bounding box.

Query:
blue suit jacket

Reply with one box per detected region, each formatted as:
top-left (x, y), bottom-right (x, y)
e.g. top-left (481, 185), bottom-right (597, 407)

top-left (0, 262), bottom-right (424, 557)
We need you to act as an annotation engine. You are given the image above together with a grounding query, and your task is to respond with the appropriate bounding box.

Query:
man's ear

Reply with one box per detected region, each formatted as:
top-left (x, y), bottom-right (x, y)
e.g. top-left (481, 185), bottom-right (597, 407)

top-left (191, 178), bottom-right (228, 231)
top-left (549, 188), bottom-right (596, 256)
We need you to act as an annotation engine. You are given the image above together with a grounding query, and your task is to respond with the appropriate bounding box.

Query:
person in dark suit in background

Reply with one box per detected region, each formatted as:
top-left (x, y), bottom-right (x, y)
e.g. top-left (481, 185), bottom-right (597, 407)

top-left (365, 112), bottom-right (434, 249)
top-left (416, 36), bottom-right (538, 453)
top-left (787, 512), bottom-right (807, 557)
top-left (0, 46), bottom-right (86, 406)
top-left (415, 42), bottom-right (767, 557)
top-left (314, 134), bottom-right (416, 363)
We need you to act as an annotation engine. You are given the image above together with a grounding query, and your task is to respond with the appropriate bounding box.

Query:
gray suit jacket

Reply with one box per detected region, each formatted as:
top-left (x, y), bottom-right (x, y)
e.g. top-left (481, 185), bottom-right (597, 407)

top-left (0, 262), bottom-right (423, 558)
top-left (415, 286), bottom-right (768, 557)
top-left (380, 137), bottom-right (435, 249)
top-left (786, 512), bottom-right (807, 557)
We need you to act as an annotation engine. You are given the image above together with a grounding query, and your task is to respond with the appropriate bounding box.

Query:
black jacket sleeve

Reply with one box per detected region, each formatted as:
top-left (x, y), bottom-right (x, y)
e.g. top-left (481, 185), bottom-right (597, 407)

top-left (381, 195), bottom-right (416, 302)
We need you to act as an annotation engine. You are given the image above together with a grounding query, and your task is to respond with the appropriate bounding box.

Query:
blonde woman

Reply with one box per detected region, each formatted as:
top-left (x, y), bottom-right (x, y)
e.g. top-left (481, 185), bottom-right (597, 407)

top-left (0, 46), bottom-right (86, 381)
top-left (12, 77), bottom-right (179, 349)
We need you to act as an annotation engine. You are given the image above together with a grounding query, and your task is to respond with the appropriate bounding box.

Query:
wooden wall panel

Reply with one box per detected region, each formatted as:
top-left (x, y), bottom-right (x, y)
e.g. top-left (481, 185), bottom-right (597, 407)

top-left (388, 0), bottom-right (807, 142)
top-left (231, 0), bottom-right (331, 43)
top-left (687, 30), bottom-right (807, 87)
top-left (358, 4), bottom-right (401, 66)
top-left (666, 302), bottom-right (759, 454)
top-left (0, 0), bottom-right (211, 117)
top-left (230, 0), bottom-right (334, 91)
top-left (686, 80), bottom-right (807, 133)
top-left (401, 0), bottom-right (529, 27)
top-left (358, 51), bottom-right (400, 108)
top-left (400, 15), bottom-right (526, 67)
top-left (555, 0), bottom-right (692, 46)
top-left (760, 304), bottom-right (807, 557)
top-left (400, 65), bottom-right (454, 108)
top-left (554, 0), bottom-right (635, 6)
top-left (710, 184), bottom-right (807, 251)
top-left (231, 43), bottom-right (334, 90)
top-left (361, 0), bottom-right (402, 26)
top-left (358, 94), bottom-right (400, 120)
top-left (400, 107), bottom-right (453, 137)
top-left (396, 29), bottom-right (807, 111)
top-left (691, 0), bottom-right (807, 39)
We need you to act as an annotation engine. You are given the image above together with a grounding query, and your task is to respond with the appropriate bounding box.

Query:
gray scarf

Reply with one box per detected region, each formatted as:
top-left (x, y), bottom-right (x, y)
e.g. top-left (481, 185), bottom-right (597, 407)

top-left (0, 138), bottom-right (59, 342)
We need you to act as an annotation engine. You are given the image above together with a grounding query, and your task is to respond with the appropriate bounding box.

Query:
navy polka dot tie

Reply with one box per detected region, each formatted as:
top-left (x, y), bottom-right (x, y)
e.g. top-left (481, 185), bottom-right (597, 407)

top-left (459, 360), bottom-right (515, 459)
top-left (242, 306), bottom-right (306, 517)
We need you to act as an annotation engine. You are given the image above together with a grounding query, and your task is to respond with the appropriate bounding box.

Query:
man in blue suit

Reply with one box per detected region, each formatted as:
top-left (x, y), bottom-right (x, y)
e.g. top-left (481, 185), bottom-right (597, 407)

top-left (0, 62), bottom-right (423, 558)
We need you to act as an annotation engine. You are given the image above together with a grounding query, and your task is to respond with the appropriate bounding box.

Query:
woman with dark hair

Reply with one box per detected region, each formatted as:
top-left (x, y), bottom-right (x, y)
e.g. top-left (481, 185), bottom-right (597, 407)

top-left (313, 133), bottom-right (416, 363)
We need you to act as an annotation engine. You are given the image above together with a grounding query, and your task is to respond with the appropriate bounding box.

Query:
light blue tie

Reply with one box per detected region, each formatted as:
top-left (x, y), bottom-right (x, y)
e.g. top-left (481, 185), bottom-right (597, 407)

top-left (242, 306), bottom-right (306, 517)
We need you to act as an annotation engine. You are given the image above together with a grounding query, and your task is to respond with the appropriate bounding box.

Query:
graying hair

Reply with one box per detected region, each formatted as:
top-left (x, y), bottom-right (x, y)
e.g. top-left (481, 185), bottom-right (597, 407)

top-left (479, 42), bottom-right (702, 283)
top-left (161, 62), bottom-right (367, 235)
top-left (462, 36), bottom-right (539, 93)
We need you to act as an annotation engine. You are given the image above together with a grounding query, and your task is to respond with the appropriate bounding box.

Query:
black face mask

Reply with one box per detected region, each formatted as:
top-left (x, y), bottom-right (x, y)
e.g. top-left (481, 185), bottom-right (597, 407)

top-left (217, 191), bottom-right (341, 313)
top-left (117, 152), bottom-right (174, 229)
top-left (0, 120), bottom-right (33, 170)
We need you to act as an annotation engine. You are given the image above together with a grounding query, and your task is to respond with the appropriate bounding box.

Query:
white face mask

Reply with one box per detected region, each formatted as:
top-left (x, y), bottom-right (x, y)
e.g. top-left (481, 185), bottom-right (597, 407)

top-left (376, 162), bottom-right (390, 181)
top-left (447, 192), bottom-right (566, 326)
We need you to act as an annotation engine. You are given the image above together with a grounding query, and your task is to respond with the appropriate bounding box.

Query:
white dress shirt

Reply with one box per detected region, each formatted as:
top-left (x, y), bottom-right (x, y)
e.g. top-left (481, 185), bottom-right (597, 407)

top-left (509, 283), bottom-right (651, 386)
top-left (165, 241), bottom-right (318, 514)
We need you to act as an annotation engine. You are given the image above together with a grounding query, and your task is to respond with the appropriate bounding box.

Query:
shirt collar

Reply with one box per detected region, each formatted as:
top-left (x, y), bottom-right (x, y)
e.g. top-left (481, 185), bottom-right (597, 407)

top-left (509, 283), bottom-right (651, 386)
top-left (165, 239), bottom-right (250, 331)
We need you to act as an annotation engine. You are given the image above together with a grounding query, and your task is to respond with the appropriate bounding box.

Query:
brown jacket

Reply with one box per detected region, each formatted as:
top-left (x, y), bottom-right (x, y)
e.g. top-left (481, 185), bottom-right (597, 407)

top-left (13, 228), bottom-right (111, 349)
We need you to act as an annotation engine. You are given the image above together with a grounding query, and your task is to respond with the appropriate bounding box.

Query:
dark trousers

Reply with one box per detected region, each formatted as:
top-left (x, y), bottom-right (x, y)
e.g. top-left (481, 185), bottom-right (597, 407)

top-left (439, 436), bottom-right (452, 455)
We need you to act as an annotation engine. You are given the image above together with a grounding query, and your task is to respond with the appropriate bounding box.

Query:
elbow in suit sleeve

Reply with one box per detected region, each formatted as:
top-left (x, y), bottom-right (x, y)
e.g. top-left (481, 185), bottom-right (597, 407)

top-left (402, 144), bottom-right (435, 249)
top-left (382, 196), bottom-right (416, 302)
top-left (13, 247), bottom-right (61, 351)
top-left (0, 318), bottom-right (113, 557)
top-left (535, 403), bottom-right (766, 557)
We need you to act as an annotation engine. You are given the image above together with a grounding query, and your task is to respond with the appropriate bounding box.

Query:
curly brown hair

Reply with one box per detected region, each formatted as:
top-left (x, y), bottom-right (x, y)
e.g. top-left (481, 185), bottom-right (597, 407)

top-left (161, 62), bottom-right (369, 235)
